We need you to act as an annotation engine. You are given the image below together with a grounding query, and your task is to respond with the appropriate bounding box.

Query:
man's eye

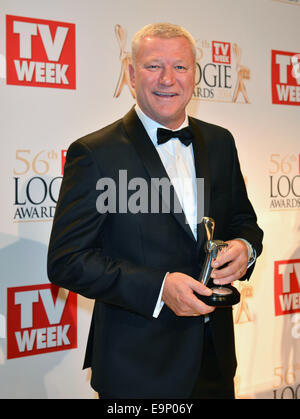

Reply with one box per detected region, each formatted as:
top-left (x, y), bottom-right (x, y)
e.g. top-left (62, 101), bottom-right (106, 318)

top-left (146, 65), bottom-right (160, 70)
top-left (175, 65), bottom-right (187, 71)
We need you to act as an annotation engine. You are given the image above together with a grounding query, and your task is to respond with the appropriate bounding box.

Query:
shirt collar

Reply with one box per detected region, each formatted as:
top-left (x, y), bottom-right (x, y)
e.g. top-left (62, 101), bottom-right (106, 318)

top-left (134, 105), bottom-right (189, 147)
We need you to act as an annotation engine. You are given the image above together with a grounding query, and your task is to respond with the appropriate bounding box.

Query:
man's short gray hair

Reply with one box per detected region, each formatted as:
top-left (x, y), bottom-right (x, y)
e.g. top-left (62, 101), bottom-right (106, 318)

top-left (131, 23), bottom-right (197, 64)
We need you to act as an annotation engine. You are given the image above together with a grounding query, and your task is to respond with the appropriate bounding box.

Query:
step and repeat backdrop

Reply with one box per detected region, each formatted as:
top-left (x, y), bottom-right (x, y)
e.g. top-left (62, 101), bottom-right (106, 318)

top-left (0, 0), bottom-right (300, 399)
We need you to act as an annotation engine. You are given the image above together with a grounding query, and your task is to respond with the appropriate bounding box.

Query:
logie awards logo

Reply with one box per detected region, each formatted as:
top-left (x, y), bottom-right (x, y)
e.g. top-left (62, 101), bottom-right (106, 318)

top-left (13, 149), bottom-right (66, 222)
top-left (193, 40), bottom-right (250, 103)
top-left (268, 153), bottom-right (300, 210)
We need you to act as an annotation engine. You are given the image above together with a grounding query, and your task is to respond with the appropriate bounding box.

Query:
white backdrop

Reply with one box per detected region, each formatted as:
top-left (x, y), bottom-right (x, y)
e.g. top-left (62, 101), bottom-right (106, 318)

top-left (0, 0), bottom-right (300, 399)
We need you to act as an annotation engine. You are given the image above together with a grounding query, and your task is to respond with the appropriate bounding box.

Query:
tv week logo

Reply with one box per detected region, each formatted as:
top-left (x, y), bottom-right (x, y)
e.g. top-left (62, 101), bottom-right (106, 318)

top-left (7, 284), bottom-right (77, 359)
top-left (274, 259), bottom-right (300, 316)
top-left (212, 41), bottom-right (231, 64)
top-left (271, 50), bottom-right (300, 105)
top-left (6, 15), bottom-right (76, 89)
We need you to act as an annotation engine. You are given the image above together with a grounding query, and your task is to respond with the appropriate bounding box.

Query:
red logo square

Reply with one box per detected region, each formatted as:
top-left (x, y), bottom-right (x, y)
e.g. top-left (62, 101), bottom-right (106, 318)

top-left (61, 149), bottom-right (67, 175)
top-left (212, 41), bottom-right (231, 64)
top-left (7, 284), bottom-right (77, 359)
top-left (271, 50), bottom-right (300, 106)
top-left (274, 259), bottom-right (300, 316)
top-left (6, 15), bottom-right (76, 89)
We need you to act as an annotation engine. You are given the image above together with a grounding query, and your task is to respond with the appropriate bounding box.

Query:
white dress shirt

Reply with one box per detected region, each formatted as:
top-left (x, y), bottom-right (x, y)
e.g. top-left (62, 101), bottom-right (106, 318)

top-left (135, 106), bottom-right (198, 239)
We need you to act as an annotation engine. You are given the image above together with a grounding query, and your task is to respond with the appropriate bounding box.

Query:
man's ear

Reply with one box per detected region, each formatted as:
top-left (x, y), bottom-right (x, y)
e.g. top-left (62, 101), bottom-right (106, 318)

top-left (128, 63), bottom-right (135, 88)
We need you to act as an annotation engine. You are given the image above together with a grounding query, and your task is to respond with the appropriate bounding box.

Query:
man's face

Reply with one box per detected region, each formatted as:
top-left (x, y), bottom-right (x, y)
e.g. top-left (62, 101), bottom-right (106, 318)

top-left (129, 36), bottom-right (195, 130)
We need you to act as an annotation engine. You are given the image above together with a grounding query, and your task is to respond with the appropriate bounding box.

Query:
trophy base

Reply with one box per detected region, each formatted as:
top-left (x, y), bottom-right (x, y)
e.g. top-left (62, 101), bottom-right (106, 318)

top-left (197, 285), bottom-right (240, 307)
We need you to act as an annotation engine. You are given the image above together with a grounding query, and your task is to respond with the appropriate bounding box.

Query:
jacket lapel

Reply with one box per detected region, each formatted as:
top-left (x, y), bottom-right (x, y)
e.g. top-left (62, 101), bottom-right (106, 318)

top-left (122, 108), bottom-right (212, 248)
top-left (122, 108), bottom-right (195, 242)
top-left (189, 117), bottom-right (211, 251)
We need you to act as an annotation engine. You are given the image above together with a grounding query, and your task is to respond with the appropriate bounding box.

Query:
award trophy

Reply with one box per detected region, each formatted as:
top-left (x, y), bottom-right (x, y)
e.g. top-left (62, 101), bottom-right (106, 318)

top-left (197, 217), bottom-right (240, 306)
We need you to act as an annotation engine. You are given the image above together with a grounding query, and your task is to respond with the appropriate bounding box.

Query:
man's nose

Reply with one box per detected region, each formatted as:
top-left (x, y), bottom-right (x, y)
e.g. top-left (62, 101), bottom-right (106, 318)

top-left (159, 66), bottom-right (176, 86)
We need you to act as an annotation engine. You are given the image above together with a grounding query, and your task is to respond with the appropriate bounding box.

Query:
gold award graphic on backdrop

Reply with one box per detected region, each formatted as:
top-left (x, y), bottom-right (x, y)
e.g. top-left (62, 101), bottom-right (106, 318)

top-left (114, 24), bottom-right (136, 99)
top-left (234, 282), bottom-right (254, 324)
top-left (113, 25), bottom-right (250, 104)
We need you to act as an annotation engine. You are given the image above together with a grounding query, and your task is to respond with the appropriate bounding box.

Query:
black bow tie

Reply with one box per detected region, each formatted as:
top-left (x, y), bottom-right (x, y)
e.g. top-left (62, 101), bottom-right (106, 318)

top-left (157, 127), bottom-right (193, 147)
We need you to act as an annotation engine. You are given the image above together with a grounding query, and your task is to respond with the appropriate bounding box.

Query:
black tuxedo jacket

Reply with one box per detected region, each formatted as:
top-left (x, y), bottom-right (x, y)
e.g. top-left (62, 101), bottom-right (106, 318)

top-left (47, 108), bottom-right (263, 398)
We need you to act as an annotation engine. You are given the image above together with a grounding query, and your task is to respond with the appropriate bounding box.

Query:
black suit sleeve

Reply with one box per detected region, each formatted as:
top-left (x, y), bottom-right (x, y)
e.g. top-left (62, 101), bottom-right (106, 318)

top-left (47, 140), bottom-right (165, 318)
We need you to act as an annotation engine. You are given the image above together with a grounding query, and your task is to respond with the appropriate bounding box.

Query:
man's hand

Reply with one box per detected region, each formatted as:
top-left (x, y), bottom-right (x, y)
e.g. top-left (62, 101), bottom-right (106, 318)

top-left (211, 239), bottom-right (248, 285)
top-left (162, 272), bottom-right (215, 317)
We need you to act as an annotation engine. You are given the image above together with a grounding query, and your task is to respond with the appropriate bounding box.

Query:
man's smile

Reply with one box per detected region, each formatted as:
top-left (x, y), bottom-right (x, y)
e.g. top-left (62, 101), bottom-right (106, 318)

top-left (153, 91), bottom-right (178, 98)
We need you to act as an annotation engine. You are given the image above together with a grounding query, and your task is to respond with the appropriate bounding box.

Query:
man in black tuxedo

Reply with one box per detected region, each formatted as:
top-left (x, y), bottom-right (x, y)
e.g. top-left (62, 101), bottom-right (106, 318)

top-left (47, 23), bottom-right (263, 399)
